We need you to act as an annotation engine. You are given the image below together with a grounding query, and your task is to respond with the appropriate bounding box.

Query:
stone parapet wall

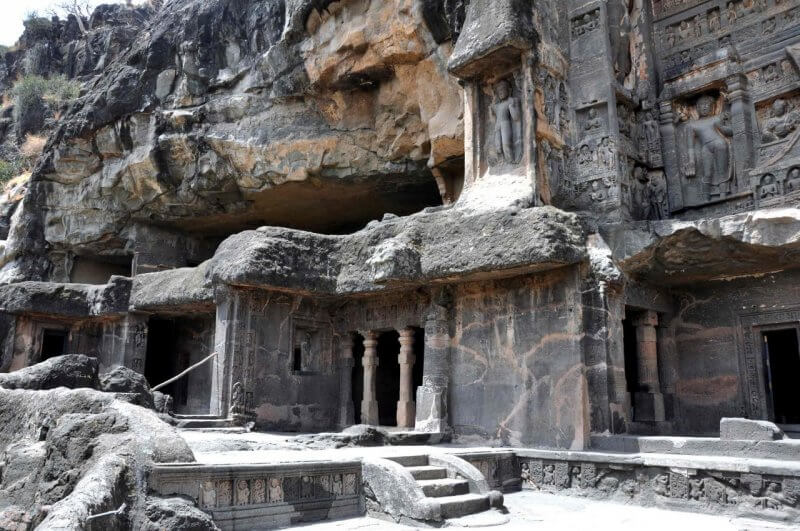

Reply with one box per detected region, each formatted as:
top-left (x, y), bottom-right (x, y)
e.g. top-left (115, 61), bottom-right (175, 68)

top-left (516, 448), bottom-right (800, 523)
top-left (148, 461), bottom-right (363, 530)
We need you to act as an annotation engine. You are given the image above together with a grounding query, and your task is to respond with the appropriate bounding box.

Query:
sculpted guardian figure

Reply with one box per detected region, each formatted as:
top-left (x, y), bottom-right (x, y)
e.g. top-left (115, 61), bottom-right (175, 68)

top-left (685, 95), bottom-right (733, 197)
top-left (492, 80), bottom-right (522, 165)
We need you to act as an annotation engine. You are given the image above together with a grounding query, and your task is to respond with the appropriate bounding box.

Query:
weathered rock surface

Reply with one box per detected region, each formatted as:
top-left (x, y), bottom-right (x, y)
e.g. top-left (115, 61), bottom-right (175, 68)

top-left (206, 205), bottom-right (587, 294)
top-left (0, 276), bottom-right (131, 317)
top-left (139, 496), bottom-right (219, 530)
top-left (604, 208), bottom-right (800, 285)
top-left (0, 356), bottom-right (201, 529)
top-left (1, 0), bottom-right (466, 283)
top-left (0, 354), bottom-right (99, 390)
top-left (130, 262), bottom-right (214, 312)
top-left (99, 365), bottom-right (156, 409)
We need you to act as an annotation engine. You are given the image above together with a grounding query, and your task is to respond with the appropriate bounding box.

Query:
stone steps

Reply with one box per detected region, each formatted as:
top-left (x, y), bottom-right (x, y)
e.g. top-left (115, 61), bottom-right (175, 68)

top-left (384, 454), bottom-right (496, 522)
top-left (406, 464), bottom-right (449, 480)
top-left (439, 493), bottom-right (491, 518)
top-left (417, 478), bottom-right (470, 497)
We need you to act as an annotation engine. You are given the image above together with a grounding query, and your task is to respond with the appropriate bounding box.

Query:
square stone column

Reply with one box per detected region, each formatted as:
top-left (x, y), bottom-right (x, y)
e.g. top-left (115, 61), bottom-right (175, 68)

top-left (360, 331), bottom-right (379, 426)
top-left (397, 328), bottom-right (416, 428)
top-left (415, 301), bottom-right (450, 433)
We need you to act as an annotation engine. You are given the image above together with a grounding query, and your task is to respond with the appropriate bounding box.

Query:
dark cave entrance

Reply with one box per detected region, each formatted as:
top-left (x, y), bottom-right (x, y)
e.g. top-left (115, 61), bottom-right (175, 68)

top-left (145, 318), bottom-right (180, 404)
top-left (763, 328), bottom-right (800, 425)
top-left (40, 329), bottom-right (68, 361)
top-left (376, 330), bottom-right (401, 427)
top-left (144, 315), bottom-right (214, 415)
top-left (622, 312), bottom-right (640, 393)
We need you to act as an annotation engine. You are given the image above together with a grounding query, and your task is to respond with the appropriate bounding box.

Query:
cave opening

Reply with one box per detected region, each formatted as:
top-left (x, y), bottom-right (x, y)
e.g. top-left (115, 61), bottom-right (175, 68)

top-left (763, 328), bottom-right (800, 425)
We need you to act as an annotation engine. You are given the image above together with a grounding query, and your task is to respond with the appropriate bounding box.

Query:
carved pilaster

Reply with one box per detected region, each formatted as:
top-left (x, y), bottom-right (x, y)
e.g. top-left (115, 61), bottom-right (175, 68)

top-left (415, 300), bottom-right (451, 433)
top-left (659, 99), bottom-right (683, 211)
top-left (337, 334), bottom-right (355, 428)
top-left (725, 73), bottom-right (757, 192)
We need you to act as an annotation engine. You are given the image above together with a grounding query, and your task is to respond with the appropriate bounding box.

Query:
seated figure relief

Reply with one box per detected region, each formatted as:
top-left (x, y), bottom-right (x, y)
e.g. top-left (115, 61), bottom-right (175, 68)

top-left (761, 99), bottom-right (800, 143)
top-left (492, 79), bottom-right (522, 165)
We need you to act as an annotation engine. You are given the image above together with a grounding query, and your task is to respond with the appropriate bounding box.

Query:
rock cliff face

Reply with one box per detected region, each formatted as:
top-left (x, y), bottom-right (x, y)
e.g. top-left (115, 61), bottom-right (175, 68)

top-left (0, 0), bottom-right (464, 284)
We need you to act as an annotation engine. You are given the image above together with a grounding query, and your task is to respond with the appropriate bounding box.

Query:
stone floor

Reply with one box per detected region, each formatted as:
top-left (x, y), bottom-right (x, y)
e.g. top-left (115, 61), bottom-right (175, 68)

top-left (294, 491), bottom-right (796, 530)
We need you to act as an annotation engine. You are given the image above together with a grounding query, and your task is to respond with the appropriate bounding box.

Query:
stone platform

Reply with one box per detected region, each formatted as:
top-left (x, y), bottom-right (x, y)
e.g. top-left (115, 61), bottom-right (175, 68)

top-left (150, 430), bottom-right (800, 528)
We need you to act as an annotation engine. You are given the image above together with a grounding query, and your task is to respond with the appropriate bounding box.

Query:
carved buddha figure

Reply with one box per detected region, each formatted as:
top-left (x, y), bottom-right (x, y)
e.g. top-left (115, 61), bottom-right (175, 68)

top-left (585, 108), bottom-right (603, 131)
top-left (684, 95), bottom-right (733, 197)
top-left (761, 99), bottom-right (800, 143)
top-left (760, 174), bottom-right (778, 198)
top-left (492, 80), bottom-right (522, 165)
top-left (786, 168), bottom-right (800, 193)
top-left (589, 180), bottom-right (607, 202)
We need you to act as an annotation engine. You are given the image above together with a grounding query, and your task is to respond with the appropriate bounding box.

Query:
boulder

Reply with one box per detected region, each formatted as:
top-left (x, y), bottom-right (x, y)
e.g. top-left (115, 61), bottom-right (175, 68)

top-left (0, 354), bottom-right (98, 390)
top-left (137, 496), bottom-right (219, 530)
top-left (153, 391), bottom-right (174, 414)
top-left (99, 366), bottom-right (155, 409)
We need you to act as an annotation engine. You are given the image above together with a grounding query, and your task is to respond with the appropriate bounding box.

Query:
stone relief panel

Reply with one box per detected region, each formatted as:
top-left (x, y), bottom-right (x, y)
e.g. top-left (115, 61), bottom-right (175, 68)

top-left (571, 8), bottom-right (602, 39)
top-left (519, 457), bottom-right (800, 522)
top-left (489, 78), bottom-right (523, 166)
top-left (656, 0), bottom-right (800, 81)
top-left (672, 93), bottom-right (735, 204)
top-left (175, 470), bottom-right (362, 511)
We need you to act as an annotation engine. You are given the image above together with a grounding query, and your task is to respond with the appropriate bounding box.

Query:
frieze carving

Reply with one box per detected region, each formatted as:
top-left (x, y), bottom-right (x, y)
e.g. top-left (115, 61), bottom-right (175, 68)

top-left (519, 457), bottom-right (800, 519)
top-left (657, 2), bottom-right (800, 80)
top-left (190, 472), bottom-right (360, 509)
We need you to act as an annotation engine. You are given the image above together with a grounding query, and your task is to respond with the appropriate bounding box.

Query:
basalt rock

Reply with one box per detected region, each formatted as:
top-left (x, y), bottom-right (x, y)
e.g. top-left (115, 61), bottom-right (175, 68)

top-left (0, 354), bottom-right (99, 390)
top-left (1, 0), bottom-right (465, 282)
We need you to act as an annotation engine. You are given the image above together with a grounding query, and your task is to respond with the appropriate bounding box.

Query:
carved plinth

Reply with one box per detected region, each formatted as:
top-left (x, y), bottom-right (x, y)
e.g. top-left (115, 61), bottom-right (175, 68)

top-left (633, 391), bottom-right (665, 423)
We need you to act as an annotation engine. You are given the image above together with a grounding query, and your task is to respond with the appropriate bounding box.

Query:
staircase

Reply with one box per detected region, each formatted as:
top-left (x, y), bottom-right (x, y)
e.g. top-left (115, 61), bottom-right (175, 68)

top-left (362, 453), bottom-right (504, 525)
top-left (388, 455), bottom-right (494, 519)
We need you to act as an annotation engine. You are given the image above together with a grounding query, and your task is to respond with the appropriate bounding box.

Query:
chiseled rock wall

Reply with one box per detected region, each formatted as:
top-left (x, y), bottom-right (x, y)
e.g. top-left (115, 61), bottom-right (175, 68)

top-left (449, 266), bottom-right (589, 449)
top-left (663, 269), bottom-right (800, 435)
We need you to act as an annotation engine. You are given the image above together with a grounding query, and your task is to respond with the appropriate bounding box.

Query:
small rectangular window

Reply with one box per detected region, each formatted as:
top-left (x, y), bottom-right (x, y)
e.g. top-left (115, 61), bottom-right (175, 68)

top-left (293, 346), bottom-right (303, 373)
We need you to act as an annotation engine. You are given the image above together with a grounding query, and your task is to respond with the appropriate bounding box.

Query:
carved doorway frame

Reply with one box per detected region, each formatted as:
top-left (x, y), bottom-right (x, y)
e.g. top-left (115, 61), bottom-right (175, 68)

top-left (737, 307), bottom-right (800, 421)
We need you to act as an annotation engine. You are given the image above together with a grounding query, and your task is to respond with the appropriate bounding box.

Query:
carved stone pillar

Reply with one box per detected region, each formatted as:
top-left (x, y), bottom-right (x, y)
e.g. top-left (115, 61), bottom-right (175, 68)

top-left (397, 328), bottom-right (416, 428)
top-left (659, 99), bottom-right (683, 211)
top-left (633, 311), bottom-right (665, 422)
top-left (725, 73), bottom-right (757, 193)
top-left (338, 334), bottom-right (355, 428)
top-left (360, 331), bottom-right (379, 425)
top-left (415, 299), bottom-right (450, 433)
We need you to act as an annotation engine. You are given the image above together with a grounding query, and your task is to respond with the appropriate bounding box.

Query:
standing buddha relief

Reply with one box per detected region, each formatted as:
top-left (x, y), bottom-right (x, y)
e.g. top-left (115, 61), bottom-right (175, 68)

top-left (677, 94), bottom-right (734, 202)
top-left (491, 79), bottom-right (523, 165)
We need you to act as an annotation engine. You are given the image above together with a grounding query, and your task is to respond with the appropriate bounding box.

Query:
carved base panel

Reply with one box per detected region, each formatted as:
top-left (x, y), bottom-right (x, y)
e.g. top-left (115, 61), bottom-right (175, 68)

top-left (455, 451), bottom-right (521, 492)
top-left (149, 462), bottom-right (363, 530)
top-left (516, 452), bottom-right (800, 523)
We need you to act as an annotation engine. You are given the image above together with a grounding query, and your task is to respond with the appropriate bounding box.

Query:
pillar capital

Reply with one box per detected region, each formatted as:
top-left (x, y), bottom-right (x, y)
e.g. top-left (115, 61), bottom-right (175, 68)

top-left (633, 310), bottom-right (659, 328)
top-left (361, 330), bottom-right (378, 346)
